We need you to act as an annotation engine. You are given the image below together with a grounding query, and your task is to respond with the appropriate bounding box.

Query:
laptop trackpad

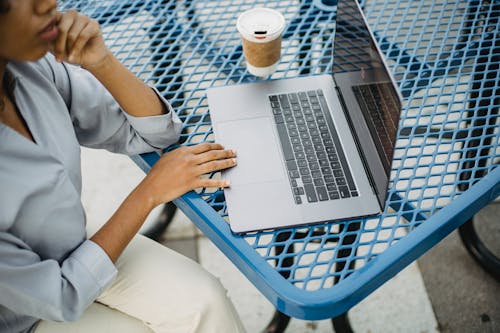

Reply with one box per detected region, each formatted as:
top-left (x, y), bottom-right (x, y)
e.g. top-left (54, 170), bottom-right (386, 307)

top-left (216, 117), bottom-right (286, 186)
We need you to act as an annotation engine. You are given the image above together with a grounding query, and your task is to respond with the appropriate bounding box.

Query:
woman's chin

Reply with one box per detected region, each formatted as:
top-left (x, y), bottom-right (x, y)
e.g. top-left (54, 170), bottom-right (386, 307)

top-left (24, 48), bottom-right (50, 62)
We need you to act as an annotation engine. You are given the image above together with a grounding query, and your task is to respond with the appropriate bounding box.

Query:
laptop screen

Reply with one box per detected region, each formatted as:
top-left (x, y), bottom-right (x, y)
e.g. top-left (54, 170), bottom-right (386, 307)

top-left (333, 0), bottom-right (402, 177)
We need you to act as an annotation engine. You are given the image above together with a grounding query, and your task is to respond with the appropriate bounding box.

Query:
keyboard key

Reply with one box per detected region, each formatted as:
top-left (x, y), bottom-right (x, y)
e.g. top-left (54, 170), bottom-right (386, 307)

top-left (319, 159), bottom-right (329, 167)
top-left (314, 143), bottom-right (323, 151)
top-left (302, 175), bottom-right (313, 184)
top-left (317, 151), bottom-right (327, 159)
top-left (279, 94), bottom-right (290, 108)
top-left (276, 123), bottom-right (294, 161)
top-left (299, 167), bottom-right (310, 176)
top-left (321, 167), bottom-right (331, 174)
top-left (306, 154), bottom-right (316, 162)
top-left (316, 186), bottom-right (329, 201)
top-left (311, 170), bottom-right (322, 179)
top-left (286, 160), bottom-right (298, 171)
top-left (297, 159), bottom-right (307, 168)
top-left (293, 144), bottom-right (303, 152)
top-left (331, 161), bottom-right (341, 169)
top-left (339, 186), bottom-right (351, 198)
top-left (309, 161), bottom-right (320, 170)
top-left (324, 174), bottom-right (335, 183)
top-left (274, 114), bottom-right (284, 123)
top-left (336, 178), bottom-right (347, 186)
top-left (326, 183), bottom-right (337, 191)
top-left (333, 169), bottom-right (344, 177)
top-left (304, 184), bottom-right (318, 202)
top-left (294, 196), bottom-right (302, 204)
top-left (325, 146), bottom-right (336, 154)
top-left (298, 125), bottom-right (308, 132)
top-left (294, 187), bottom-right (305, 195)
top-left (313, 178), bottom-right (324, 186)
top-left (305, 151), bottom-right (316, 160)
top-left (329, 191), bottom-right (340, 200)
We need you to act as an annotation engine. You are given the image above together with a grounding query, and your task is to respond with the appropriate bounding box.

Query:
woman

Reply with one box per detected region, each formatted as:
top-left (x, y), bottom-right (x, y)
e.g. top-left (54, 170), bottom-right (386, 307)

top-left (0, 0), bottom-right (245, 332)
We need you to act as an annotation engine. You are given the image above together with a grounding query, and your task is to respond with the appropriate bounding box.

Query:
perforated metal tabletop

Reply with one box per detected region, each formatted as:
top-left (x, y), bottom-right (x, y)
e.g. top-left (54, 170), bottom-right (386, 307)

top-left (60, 0), bottom-right (500, 320)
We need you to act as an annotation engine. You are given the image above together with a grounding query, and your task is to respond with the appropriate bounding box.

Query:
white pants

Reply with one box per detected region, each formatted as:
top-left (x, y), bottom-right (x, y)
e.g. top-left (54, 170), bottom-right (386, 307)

top-left (36, 234), bottom-right (246, 333)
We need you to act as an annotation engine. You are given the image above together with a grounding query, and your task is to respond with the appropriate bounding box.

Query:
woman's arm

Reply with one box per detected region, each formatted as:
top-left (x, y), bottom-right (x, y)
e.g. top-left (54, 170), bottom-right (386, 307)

top-left (53, 11), bottom-right (237, 262)
top-left (53, 9), bottom-right (163, 117)
top-left (91, 143), bottom-right (237, 263)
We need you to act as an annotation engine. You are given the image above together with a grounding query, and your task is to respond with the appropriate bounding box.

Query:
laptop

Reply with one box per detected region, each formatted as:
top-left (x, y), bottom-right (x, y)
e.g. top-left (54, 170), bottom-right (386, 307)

top-left (207, 0), bottom-right (403, 233)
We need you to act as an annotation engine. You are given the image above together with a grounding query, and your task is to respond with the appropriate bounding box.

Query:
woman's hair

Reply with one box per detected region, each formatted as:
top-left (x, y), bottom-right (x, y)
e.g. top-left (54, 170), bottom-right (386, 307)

top-left (0, 0), bottom-right (10, 14)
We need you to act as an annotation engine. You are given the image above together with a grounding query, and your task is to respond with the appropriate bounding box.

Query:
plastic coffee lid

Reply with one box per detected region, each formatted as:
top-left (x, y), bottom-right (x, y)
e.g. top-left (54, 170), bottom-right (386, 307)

top-left (237, 8), bottom-right (286, 43)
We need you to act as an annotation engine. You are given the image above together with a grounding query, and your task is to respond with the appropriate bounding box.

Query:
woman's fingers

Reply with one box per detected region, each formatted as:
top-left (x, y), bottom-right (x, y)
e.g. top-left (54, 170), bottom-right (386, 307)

top-left (67, 19), bottom-right (100, 62)
top-left (186, 142), bottom-right (237, 174)
top-left (52, 10), bottom-right (107, 67)
top-left (194, 148), bottom-right (236, 165)
top-left (188, 142), bottom-right (225, 154)
top-left (65, 13), bottom-right (87, 53)
top-left (53, 10), bottom-right (77, 60)
top-left (197, 157), bottom-right (237, 175)
top-left (196, 178), bottom-right (232, 189)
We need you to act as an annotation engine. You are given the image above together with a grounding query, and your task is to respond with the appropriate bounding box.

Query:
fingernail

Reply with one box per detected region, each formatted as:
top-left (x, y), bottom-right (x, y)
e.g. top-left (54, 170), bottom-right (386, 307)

top-left (232, 149), bottom-right (237, 155)
top-left (224, 180), bottom-right (231, 186)
top-left (232, 158), bottom-right (237, 164)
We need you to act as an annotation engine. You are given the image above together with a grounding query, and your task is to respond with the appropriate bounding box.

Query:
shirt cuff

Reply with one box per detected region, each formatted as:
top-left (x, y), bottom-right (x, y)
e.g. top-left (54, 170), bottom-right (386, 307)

top-left (123, 87), bottom-right (182, 136)
top-left (69, 240), bottom-right (117, 291)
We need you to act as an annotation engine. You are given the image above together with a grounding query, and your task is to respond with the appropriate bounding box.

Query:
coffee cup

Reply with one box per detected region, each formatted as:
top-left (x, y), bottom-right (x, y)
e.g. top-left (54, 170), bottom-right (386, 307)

top-left (236, 8), bottom-right (286, 77)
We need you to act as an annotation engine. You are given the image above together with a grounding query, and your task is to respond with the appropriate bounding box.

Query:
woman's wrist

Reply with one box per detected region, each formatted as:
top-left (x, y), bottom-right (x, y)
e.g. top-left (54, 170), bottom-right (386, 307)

top-left (132, 180), bottom-right (159, 213)
top-left (82, 50), bottom-right (115, 74)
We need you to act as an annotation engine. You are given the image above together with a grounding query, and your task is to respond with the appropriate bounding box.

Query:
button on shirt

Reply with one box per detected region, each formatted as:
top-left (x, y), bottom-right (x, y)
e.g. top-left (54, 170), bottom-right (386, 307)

top-left (0, 54), bottom-right (182, 333)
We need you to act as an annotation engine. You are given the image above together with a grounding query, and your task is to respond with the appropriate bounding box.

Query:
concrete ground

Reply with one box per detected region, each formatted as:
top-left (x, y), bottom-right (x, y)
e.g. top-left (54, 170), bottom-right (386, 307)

top-left (81, 147), bottom-right (498, 333)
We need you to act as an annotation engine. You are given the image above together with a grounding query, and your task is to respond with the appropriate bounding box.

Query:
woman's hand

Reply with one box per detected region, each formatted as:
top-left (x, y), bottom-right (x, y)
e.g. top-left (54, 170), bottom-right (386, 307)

top-left (52, 10), bottom-right (110, 69)
top-left (138, 143), bottom-right (237, 208)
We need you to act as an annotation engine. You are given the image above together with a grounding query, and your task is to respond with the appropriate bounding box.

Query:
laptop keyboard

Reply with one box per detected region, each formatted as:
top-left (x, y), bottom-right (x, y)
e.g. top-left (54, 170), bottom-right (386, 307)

top-left (269, 90), bottom-right (358, 205)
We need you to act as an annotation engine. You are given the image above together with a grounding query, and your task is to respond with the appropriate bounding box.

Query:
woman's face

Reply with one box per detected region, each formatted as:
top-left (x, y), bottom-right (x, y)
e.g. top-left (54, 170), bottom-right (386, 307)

top-left (0, 0), bottom-right (58, 62)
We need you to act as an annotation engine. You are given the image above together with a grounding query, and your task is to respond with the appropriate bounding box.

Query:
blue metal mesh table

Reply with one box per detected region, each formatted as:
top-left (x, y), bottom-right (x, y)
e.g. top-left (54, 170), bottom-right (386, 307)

top-left (60, 0), bottom-right (500, 320)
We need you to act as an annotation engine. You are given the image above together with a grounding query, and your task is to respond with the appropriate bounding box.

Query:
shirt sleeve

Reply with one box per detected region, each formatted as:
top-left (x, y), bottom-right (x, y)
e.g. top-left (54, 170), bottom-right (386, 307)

top-left (0, 232), bottom-right (117, 322)
top-left (40, 54), bottom-right (182, 155)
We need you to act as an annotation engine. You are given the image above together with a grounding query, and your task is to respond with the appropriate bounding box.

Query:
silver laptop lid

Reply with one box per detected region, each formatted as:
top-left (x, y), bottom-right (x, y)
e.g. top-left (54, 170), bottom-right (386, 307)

top-left (332, 0), bottom-right (403, 206)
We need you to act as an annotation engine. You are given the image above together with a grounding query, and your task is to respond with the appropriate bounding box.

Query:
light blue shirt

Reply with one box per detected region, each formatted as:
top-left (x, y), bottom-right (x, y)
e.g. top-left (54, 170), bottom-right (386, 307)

top-left (0, 54), bottom-right (182, 333)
